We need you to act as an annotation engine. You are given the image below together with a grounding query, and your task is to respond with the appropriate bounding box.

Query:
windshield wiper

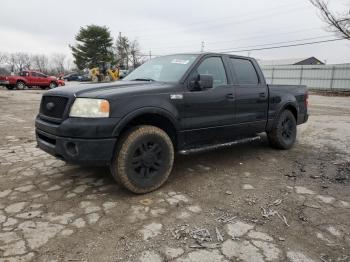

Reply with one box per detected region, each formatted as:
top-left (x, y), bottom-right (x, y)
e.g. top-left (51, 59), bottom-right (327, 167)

top-left (130, 78), bottom-right (155, 82)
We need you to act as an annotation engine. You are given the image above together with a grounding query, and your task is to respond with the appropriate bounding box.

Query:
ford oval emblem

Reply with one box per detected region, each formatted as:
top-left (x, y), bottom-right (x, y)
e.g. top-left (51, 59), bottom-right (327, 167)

top-left (46, 102), bottom-right (55, 111)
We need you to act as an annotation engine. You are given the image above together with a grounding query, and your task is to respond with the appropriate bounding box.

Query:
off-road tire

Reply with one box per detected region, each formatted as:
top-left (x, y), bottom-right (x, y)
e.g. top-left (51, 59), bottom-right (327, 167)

top-left (49, 82), bottom-right (57, 89)
top-left (111, 125), bottom-right (174, 194)
top-left (267, 110), bottom-right (297, 149)
top-left (16, 81), bottom-right (26, 90)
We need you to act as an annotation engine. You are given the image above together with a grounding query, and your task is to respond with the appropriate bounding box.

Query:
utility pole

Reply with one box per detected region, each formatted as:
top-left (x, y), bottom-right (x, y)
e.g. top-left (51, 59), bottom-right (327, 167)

top-left (201, 41), bottom-right (205, 53)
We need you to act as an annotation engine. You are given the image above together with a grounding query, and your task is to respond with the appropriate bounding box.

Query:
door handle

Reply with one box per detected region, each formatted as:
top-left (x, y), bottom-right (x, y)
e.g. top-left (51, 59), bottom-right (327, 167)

top-left (226, 93), bottom-right (234, 100)
top-left (259, 92), bottom-right (267, 98)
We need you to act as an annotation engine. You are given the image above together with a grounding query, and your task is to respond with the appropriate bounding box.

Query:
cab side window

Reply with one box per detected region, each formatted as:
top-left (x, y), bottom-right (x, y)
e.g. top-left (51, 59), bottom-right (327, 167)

top-left (230, 58), bottom-right (259, 85)
top-left (195, 57), bottom-right (228, 87)
top-left (38, 73), bottom-right (46, 78)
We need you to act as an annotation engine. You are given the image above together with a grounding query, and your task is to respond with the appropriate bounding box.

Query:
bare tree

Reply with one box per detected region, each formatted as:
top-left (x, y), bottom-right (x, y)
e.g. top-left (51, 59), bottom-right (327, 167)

top-left (50, 53), bottom-right (66, 74)
top-left (64, 57), bottom-right (76, 73)
top-left (31, 54), bottom-right (49, 73)
top-left (7, 52), bottom-right (31, 72)
top-left (0, 52), bottom-right (8, 65)
top-left (129, 40), bottom-right (144, 69)
top-left (309, 0), bottom-right (350, 39)
top-left (116, 33), bottom-right (130, 69)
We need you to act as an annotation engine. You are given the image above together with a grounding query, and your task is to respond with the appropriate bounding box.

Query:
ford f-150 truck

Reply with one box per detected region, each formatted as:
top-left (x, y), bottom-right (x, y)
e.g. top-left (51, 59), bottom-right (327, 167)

top-left (35, 53), bottom-right (308, 193)
top-left (0, 70), bottom-right (62, 90)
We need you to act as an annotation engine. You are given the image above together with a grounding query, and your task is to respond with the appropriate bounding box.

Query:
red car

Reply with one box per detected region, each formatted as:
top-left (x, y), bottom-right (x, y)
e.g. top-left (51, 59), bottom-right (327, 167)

top-left (0, 70), bottom-right (64, 90)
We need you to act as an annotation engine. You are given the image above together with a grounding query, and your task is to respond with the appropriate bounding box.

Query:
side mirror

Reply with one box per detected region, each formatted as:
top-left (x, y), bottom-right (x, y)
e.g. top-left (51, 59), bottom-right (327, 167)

top-left (190, 74), bottom-right (213, 90)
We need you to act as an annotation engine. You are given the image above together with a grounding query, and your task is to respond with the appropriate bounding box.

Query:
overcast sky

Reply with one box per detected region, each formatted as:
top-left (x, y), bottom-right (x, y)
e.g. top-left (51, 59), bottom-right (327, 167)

top-left (0, 0), bottom-right (349, 64)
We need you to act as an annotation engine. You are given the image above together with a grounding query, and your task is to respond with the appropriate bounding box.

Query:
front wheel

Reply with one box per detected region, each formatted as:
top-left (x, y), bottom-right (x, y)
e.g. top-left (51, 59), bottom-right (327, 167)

top-left (267, 110), bottom-right (297, 149)
top-left (49, 82), bottom-right (57, 89)
top-left (111, 125), bottom-right (174, 194)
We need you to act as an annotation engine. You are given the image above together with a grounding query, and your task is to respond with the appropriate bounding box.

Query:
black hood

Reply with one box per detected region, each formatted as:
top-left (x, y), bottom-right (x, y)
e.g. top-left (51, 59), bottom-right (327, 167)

top-left (44, 80), bottom-right (177, 99)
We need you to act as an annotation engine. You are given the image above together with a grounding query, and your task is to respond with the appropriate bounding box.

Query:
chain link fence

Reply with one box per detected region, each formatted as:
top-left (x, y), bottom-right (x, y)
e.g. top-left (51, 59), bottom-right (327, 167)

top-left (260, 63), bottom-right (350, 91)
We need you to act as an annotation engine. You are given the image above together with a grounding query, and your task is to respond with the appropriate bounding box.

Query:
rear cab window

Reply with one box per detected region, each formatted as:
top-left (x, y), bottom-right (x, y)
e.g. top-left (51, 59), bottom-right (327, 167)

top-left (230, 58), bottom-right (259, 85)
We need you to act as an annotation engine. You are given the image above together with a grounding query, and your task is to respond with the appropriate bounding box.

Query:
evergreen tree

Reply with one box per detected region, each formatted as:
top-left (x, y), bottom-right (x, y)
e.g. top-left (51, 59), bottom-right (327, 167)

top-left (70, 25), bottom-right (114, 69)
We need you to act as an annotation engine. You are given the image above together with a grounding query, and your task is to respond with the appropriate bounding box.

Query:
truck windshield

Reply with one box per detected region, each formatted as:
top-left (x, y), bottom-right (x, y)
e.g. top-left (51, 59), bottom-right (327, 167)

top-left (123, 54), bottom-right (198, 82)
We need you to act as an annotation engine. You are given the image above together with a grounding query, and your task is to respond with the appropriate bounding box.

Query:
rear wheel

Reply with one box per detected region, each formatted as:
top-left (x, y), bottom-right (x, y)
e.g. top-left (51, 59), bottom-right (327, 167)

top-left (267, 110), bottom-right (297, 149)
top-left (16, 81), bottom-right (26, 90)
top-left (111, 125), bottom-right (174, 194)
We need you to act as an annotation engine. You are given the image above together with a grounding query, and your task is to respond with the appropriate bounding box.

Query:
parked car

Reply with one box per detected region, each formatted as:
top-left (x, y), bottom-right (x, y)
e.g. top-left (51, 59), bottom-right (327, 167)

top-left (0, 70), bottom-right (60, 90)
top-left (36, 53), bottom-right (308, 193)
top-left (63, 73), bottom-right (81, 81)
top-left (118, 69), bottom-right (129, 79)
top-left (79, 74), bottom-right (92, 82)
top-left (57, 79), bottom-right (65, 87)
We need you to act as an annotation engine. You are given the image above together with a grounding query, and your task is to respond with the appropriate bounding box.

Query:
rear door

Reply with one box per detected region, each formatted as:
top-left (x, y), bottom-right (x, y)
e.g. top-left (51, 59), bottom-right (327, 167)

top-left (183, 55), bottom-right (236, 146)
top-left (229, 57), bottom-right (268, 133)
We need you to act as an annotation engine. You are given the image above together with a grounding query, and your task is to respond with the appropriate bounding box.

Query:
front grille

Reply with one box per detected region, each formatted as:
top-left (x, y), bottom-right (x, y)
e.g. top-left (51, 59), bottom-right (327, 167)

top-left (40, 96), bottom-right (68, 119)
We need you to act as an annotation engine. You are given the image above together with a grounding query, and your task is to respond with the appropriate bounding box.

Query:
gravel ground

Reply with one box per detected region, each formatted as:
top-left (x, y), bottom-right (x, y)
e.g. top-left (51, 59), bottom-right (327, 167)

top-left (0, 88), bottom-right (349, 262)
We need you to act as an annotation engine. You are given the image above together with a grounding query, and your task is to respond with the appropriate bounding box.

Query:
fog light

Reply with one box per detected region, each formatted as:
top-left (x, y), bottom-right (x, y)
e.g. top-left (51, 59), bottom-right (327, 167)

top-left (65, 142), bottom-right (78, 156)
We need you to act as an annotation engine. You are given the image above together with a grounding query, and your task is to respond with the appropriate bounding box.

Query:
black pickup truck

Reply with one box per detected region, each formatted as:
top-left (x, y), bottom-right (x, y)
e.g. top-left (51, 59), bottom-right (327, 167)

top-left (35, 53), bottom-right (308, 193)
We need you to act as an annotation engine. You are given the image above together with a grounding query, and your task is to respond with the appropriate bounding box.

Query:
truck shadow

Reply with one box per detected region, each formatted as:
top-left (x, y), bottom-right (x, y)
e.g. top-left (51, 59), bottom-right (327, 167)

top-left (64, 135), bottom-right (276, 197)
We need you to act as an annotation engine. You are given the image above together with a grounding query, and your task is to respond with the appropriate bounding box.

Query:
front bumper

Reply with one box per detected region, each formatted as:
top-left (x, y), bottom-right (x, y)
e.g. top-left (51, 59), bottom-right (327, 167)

top-left (36, 129), bottom-right (116, 165)
top-left (0, 80), bottom-right (9, 85)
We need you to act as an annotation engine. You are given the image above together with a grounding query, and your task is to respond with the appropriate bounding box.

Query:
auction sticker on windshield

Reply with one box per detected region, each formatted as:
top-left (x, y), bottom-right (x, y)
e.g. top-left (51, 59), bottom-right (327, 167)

top-left (171, 59), bottom-right (190, 64)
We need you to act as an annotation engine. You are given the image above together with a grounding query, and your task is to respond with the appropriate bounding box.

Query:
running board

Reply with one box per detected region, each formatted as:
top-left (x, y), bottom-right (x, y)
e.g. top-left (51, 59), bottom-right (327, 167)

top-left (178, 136), bottom-right (261, 155)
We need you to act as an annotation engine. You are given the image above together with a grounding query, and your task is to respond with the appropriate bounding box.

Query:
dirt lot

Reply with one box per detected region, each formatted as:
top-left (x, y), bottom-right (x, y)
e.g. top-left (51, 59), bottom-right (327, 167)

top-left (0, 87), bottom-right (349, 262)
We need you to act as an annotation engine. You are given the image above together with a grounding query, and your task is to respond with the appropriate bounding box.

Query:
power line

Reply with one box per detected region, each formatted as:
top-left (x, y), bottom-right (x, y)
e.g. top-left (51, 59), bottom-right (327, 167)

top-left (133, 5), bottom-right (307, 39)
top-left (207, 35), bottom-right (334, 52)
top-left (141, 37), bottom-right (347, 57)
top-left (145, 26), bottom-right (324, 51)
top-left (215, 38), bottom-right (347, 53)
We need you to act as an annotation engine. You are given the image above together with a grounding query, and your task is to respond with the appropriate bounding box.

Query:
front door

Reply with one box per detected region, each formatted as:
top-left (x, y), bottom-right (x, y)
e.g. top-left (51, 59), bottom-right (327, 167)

top-left (183, 56), bottom-right (235, 147)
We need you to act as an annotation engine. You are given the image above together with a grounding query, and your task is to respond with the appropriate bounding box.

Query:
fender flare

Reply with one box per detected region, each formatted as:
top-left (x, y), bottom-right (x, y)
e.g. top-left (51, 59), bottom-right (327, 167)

top-left (266, 101), bottom-right (299, 131)
top-left (112, 107), bottom-right (179, 137)
top-left (16, 79), bottom-right (28, 85)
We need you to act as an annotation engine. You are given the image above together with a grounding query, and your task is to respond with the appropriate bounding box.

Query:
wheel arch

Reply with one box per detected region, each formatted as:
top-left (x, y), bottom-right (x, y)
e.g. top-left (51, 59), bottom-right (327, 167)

top-left (282, 103), bottom-right (298, 121)
top-left (16, 79), bottom-right (27, 85)
top-left (113, 107), bottom-right (179, 148)
top-left (267, 101), bottom-right (298, 132)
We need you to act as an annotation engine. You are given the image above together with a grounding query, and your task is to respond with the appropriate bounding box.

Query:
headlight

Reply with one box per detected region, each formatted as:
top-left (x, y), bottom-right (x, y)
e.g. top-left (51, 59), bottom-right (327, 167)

top-left (69, 98), bottom-right (110, 118)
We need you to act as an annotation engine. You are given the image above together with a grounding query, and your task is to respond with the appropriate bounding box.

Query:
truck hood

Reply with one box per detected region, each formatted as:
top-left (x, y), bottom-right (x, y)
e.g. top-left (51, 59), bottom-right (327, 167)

top-left (44, 81), bottom-right (176, 99)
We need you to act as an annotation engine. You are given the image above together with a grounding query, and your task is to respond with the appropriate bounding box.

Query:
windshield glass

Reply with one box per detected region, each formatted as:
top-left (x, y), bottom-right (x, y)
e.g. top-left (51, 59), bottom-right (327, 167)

top-left (123, 54), bottom-right (198, 82)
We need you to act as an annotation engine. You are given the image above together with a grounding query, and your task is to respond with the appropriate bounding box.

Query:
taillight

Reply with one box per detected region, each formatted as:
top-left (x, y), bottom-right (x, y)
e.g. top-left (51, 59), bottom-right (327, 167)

top-left (305, 93), bottom-right (308, 108)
